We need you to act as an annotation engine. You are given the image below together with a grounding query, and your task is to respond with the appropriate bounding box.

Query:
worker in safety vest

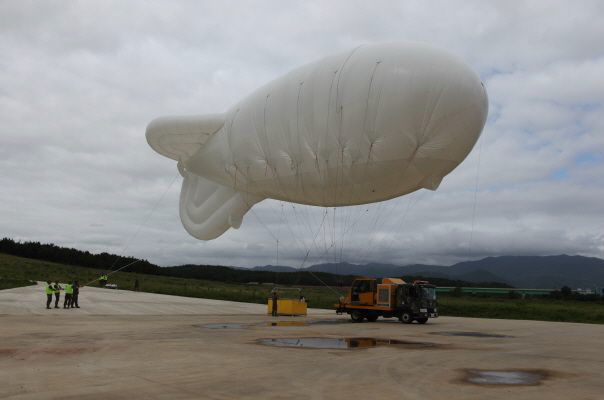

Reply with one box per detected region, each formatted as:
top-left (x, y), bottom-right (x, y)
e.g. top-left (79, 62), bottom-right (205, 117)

top-left (53, 281), bottom-right (62, 308)
top-left (99, 274), bottom-right (108, 287)
top-left (63, 282), bottom-right (73, 308)
top-left (45, 281), bottom-right (54, 309)
top-left (71, 281), bottom-right (80, 308)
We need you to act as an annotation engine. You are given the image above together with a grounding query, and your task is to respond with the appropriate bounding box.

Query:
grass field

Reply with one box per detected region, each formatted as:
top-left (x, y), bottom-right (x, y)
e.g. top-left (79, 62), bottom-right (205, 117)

top-left (0, 253), bottom-right (343, 308)
top-left (2, 252), bottom-right (604, 324)
top-left (438, 296), bottom-right (604, 324)
top-left (0, 277), bottom-right (36, 290)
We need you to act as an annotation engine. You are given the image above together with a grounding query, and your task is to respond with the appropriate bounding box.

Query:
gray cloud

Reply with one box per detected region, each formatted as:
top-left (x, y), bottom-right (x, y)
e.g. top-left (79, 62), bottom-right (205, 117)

top-left (1, 0), bottom-right (602, 268)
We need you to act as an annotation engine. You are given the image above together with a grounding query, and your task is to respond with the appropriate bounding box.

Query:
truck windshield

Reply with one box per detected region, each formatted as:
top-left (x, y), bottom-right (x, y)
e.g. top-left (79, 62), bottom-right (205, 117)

top-left (420, 287), bottom-right (436, 300)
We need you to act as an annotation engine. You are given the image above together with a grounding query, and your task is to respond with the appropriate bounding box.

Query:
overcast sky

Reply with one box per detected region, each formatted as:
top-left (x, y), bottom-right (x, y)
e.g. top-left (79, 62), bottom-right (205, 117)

top-left (1, 1), bottom-right (603, 268)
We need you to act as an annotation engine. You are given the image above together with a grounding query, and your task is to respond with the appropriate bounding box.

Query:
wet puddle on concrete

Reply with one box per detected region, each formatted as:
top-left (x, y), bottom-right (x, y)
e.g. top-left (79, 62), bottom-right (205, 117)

top-left (0, 347), bottom-right (98, 360)
top-left (200, 323), bottom-right (247, 330)
top-left (267, 321), bottom-right (307, 327)
top-left (265, 319), bottom-right (349, 327)
top-left (256, 337), bottom-right (439, 350)
top-left (431, 331), bottom-right (512, 338)
top-left (0, 349), bottom-right (18, 358)
top-left (309, 319), bottom-right (350, 325)
top-left (462, 369), bottom-right (548, 386)
top-left (199, 319), bottom-right (349, 330)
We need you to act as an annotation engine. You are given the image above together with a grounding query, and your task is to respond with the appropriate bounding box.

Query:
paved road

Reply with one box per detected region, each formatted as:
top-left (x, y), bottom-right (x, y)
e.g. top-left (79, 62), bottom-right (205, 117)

top-left (1, 283), bottom-right (603, 399)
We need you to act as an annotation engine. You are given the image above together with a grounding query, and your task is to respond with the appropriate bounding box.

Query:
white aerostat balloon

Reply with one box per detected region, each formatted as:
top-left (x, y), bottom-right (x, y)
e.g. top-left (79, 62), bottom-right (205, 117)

top-left (147, 42), bottom-right (488, 240)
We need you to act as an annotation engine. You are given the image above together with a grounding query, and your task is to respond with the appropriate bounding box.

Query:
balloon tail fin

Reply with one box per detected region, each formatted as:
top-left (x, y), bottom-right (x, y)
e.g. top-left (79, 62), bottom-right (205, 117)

top-left (146, 114), bottom-right (225, 161)
top-left (179, 173), bottom-right (263, 240)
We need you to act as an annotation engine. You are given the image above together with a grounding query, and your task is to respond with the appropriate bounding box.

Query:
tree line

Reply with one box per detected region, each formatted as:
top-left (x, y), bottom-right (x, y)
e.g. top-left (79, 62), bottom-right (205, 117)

top-left (0, 238), bottom-right (358, 286)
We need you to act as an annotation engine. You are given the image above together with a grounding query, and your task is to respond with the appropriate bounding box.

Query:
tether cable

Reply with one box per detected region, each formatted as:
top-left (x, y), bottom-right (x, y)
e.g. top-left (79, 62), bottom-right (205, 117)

top-left (83, 171), bottom-right (179, 286)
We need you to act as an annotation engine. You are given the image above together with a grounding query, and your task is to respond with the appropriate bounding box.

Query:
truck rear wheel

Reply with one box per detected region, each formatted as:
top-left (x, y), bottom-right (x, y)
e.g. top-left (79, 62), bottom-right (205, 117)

top-left (400, 312), bottom-right (413, 324)
top-left (366, 314), bottom-right (378, 322)
top-left (350, 310), bottom-right (365, 322)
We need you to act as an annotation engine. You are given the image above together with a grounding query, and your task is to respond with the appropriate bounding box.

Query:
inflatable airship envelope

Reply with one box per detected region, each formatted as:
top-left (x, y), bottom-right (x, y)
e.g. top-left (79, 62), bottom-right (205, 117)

top-left (146, 42), bottom-right (488, 240)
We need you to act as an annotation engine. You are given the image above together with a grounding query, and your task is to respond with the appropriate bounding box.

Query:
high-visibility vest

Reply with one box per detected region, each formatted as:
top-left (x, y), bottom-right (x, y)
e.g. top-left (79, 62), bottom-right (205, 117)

top-left (65, 284), bottom-right (73, 294)
top-left (45, 285), bottom-right (54, 295)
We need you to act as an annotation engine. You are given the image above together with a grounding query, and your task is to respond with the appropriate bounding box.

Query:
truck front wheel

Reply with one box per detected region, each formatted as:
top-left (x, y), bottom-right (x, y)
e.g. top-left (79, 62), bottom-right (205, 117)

top-left (416, 317), bottom-right (428, 324)
top-left (350, 310), bottom-right (365, 322)
top-left (400, 312), bottom-right (413, 324)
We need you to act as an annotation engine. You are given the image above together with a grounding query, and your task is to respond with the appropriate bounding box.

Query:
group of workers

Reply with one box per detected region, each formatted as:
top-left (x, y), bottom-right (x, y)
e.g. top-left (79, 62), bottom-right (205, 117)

top-left (43, 272), bottom-right (121, 309)
top-left (45, 280), bottom-right (80, 309)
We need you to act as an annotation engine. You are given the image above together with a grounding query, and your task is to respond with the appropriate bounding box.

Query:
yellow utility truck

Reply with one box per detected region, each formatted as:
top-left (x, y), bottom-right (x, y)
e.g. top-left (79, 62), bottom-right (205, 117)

top-left (336, 278), bottom-right (438, 324)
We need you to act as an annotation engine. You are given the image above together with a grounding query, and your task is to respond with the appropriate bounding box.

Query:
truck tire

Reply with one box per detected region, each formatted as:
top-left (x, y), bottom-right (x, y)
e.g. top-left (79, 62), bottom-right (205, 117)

top-left (416, 317), bottom-right (428, 324)
top-left (366, 314), bottom-right (379, 322)
top-left (400, 312), bottom-right (413, 324)
top-left (350, 310), bottom-right (365, 322)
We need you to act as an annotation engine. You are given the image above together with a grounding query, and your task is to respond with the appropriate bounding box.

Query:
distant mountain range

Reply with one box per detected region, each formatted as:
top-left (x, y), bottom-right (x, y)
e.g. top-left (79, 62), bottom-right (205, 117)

top-left (3, 238), bottom-right (603, 289)
top-left (254, 255), bottom-right (604, 289)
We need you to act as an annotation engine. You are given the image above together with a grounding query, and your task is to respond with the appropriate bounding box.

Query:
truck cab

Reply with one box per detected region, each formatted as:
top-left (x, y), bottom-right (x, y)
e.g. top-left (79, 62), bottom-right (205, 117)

top-left (337, 278), bottom-right (438, 324)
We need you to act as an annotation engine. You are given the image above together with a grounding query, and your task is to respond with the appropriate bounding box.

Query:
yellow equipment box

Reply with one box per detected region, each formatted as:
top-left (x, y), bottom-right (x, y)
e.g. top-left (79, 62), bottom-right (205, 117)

top-left (267, 299), bottom-right (307, 316)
